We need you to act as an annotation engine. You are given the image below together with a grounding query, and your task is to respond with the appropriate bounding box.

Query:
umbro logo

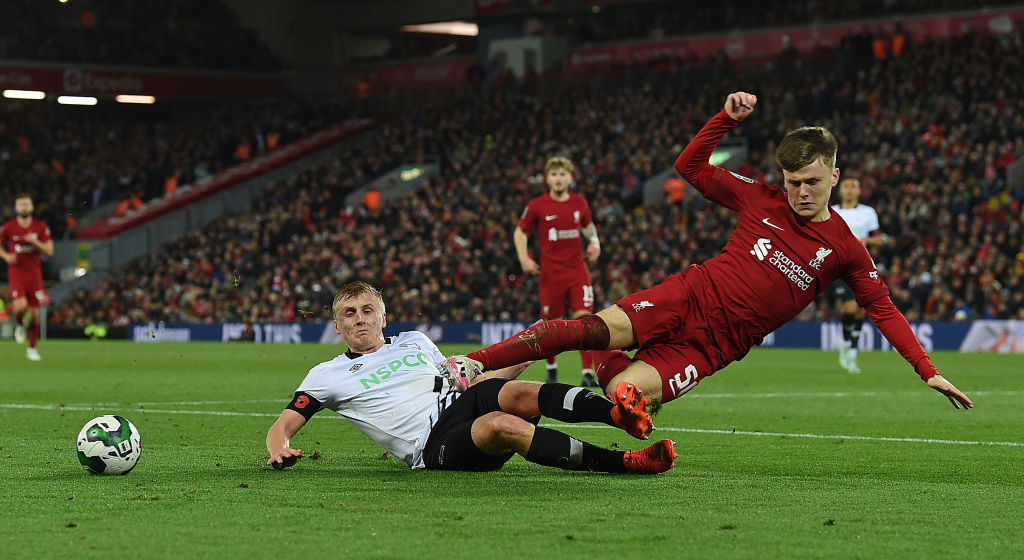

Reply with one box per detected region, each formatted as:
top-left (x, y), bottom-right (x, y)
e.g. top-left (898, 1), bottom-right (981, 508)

top-left (632, 300), bottom-right (654, 312)
top-left (545, 215), bottom-right (557, 221)
top-left (349, 363), bottom-right (363, 372)
top-left (762, 218), bottom-right (784, 231)
top-left (749, 238), bottom-right (772, 261)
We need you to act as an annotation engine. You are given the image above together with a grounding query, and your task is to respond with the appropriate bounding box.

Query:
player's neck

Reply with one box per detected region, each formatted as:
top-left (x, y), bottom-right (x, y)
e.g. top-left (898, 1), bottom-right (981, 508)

top-left (348, 337), bottom-right (385, 355)
top-left (548, 189), bottom-right (569, 202)
top-left (839, 201), bottom-right (857, 209)
top-left (16, 216), bottom-right (32, 228)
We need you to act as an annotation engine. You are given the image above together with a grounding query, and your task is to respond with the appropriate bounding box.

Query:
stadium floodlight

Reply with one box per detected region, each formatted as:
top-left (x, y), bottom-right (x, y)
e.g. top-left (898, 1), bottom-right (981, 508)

top-left (57, 95), bottom-right (98, 105)
top-left (116, 94), bottom-right (156, 104)
top-left (3, 90), bottom-right (46, 100)
top-left (400, 21), bottom-right (478, 36)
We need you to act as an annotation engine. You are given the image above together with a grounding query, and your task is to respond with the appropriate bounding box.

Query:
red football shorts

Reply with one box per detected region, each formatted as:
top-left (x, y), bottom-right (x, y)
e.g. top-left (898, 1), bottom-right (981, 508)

top-left (617, 272), bottom-right (723, 403)
top-left (538, 267), bottom-right (594, 319)
top-left (8, 273), bottom-right (50, 307)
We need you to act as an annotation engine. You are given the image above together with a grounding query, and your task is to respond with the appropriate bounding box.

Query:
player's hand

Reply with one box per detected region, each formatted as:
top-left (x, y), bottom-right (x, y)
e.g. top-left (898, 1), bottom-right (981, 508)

top-left (586, 242), bottom-right (600, 263)
top-left (926, 375), bottom-right (973, 410)
top-left (268, 447), bottom-right (302, 470)
top-left (520, 256), bottom-right (540, 275)
top-left (724, 92), bottom-right (757, 121)
top-left (1, 253), bottom-right (14, 264)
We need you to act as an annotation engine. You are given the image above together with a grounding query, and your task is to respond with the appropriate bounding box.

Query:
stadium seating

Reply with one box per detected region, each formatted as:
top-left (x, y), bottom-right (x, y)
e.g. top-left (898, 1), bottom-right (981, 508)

top-left (46, 30), bottom-right (1024, 328)
top-left (0, 0), bottom-right (279, 70)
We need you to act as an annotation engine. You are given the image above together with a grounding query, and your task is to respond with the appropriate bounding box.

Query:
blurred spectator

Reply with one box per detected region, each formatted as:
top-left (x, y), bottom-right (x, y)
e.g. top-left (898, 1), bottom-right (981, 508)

top-left (1, 0), bottom-right (280, 71)
top-left (48, 29), bottom-right (1024, 327)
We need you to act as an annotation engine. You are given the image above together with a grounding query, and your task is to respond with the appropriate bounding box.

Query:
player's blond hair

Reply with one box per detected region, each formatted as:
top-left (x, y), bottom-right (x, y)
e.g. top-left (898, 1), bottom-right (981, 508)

top-left (776, 126), bottom-right (837, 172)
top-left (545, 157), bottom-right (574, 175)
top-left (332, 281), bottom-right (385, 318)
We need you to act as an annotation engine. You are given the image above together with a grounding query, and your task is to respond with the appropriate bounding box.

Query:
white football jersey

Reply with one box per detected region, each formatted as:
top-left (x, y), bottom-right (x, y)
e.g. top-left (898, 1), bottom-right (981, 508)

top-left (295, 331), bottom-right (454, 469)
top-left (832, 203), bottom-right (880, 240)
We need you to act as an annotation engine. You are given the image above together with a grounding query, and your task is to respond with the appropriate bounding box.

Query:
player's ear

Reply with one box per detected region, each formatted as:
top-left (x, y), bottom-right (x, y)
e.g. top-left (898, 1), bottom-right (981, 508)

top-left (832, 167), bottom-right (840, 187)
top-left (334, 319), bottom-right (342, 335)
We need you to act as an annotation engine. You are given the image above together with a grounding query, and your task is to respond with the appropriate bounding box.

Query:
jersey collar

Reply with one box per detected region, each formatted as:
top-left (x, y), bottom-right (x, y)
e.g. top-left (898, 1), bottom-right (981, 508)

top-left (344, 336), bottom-right (392, 359)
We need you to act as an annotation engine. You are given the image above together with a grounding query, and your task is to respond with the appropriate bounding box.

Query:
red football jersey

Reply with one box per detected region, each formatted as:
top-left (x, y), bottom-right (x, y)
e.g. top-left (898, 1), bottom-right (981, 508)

top-left (0, 218), bottom-right (51, 280)
top-left (517, 192), bottom-right (593, 279)
top-left (675, 111), bottom-right (889, 362)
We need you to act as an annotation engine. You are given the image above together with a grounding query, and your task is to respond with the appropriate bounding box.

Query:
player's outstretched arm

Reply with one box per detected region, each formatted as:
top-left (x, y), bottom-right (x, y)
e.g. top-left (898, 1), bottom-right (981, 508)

top-left (926, 375), bottom-right (973, 410)
top-left (513, 226), bottom-right (540, 274)
top-left (469, 361), bottom-right (535, 386)
top-left (266, 409), bottom-right (307, 469)
top-left (865, 297), bottom-right (973, 410)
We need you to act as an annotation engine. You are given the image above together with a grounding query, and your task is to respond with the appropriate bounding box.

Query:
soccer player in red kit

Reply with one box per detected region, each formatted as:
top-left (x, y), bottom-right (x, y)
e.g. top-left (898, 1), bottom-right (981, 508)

top-left (514, 157), bottom-right (601, 386)
top-left (444, 92), bottom-right (972, 419)
top-left (0, 194), bottom-right (53, 361)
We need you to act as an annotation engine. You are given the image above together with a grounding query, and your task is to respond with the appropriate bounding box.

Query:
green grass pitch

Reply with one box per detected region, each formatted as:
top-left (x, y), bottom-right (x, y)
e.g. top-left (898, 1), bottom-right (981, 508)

top-left (1, 340), bottom-right (1022, 558)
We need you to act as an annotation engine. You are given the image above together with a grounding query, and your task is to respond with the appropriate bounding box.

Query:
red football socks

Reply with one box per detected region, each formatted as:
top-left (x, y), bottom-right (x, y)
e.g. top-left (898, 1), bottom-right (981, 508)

top-left (468, 315), bottom-right (611, 370)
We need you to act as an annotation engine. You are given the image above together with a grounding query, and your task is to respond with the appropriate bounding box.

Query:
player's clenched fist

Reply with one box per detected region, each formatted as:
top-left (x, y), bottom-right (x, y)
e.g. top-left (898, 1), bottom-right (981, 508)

top-left (725, 92), bottom-right (757, 121)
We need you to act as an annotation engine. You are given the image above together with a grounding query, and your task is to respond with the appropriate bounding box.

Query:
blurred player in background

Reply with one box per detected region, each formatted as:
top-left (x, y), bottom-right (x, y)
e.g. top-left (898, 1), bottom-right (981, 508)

top-left (829, 177), bottom-right (886, 374)
top-left (514, 157), bottom-right (601, 386)
top-left (0, 194), bottom-right (53, 361)
top-left (266, 281), bottom-right (674, 475)
top-left (444, 92), bottom-right (972, 413)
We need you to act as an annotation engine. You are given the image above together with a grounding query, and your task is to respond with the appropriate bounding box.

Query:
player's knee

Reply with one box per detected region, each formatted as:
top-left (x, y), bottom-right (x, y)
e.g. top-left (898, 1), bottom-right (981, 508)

top-left (607, 367), bottom-right (663, 401)
top-left (499, 381), bottom-right (538, 410)
top-left (594, 350), bottom-right (633, 390)
top-left (476, 413), bottom-right (532, 445)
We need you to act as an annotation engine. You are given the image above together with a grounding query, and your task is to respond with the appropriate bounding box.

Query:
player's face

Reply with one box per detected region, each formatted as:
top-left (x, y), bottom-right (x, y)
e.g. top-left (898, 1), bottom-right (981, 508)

top-left (782, 158), bottom-right (839, 222)
top-left (546, 167), bottom-right (572, 195)
top-left (14, 197), bottom-right (33, 218)
top-left (839, 180), bottom-right (861, 205)
top-left (333, 293), bottom-right (386, 352)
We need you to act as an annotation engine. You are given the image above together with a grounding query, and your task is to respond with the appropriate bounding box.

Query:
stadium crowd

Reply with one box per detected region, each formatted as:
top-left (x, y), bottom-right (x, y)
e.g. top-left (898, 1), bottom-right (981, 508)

top-left (569, 0), bottom-right (1020, 45)
top-left (48, 30), bottom-right (1024, 328)
top-left (0, 98), bottom-right (356, 248)
top-left (0, 0), bottom-right (279, 71)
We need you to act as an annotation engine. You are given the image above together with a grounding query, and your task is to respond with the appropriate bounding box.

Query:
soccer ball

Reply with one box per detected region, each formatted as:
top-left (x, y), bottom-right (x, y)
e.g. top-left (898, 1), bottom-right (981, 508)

top-left (76, 415), bottom-right (142, 475)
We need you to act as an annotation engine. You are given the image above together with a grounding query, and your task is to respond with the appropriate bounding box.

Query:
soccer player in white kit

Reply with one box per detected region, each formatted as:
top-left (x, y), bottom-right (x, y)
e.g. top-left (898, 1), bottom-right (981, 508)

top-left (829, 178), bottom-right (886, 373)
top-left (266, 282), bottom-right (675, 473)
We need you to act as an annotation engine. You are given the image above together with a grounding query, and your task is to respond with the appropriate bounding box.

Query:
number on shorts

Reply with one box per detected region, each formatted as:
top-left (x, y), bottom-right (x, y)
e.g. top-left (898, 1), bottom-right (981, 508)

top-left (668, 364), bottom-right (699, 397)
top-left (582, 284), bottom-right (594, 307)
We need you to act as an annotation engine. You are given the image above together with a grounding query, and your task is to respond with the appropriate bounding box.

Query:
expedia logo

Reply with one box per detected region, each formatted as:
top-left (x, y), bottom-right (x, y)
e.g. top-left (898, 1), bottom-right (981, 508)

top-left (749, 238), bottom-right (772, 261)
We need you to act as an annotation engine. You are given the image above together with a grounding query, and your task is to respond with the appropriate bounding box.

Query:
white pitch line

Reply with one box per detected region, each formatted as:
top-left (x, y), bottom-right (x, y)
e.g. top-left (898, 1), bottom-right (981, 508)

top-left (0, 403), bottom-right (302, 419)
top-left (51, 390), bottom-right (1024, 407)
top-left (689, 390), bottom-right (1024, 399)
top-left (544, 424), bottom-right (1024, 447)
top-left (4, 403), bottom-right (1022, 448)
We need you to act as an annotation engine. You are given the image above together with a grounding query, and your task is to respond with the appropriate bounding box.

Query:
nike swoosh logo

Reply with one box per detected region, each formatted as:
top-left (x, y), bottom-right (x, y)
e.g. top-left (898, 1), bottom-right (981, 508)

top-left (545, 215), bottom-right (557, 221)
top-left (762, 218), bottom-right (784, 231)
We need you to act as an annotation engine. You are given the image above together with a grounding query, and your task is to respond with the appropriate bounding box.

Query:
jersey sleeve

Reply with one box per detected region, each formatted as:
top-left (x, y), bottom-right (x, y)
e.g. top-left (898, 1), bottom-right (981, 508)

top-left (865, 207), bottom-right (880, 236)
top-left (865, 296), bottom-right (939, 381)
top-left (285, 391), bottom-right (325, 420)
top-left (517, 200), bottom-right (537, 232)
top-left (38, 223), bottom-right (52, 243)
top-left (415, 331), bottom-right (446, 365)
top-left (579, 196), bottom-right (593, 228)
top-left (841, 238), bottom-right (889, 307)
top-left (674, 110), bottom-right (772, 211)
